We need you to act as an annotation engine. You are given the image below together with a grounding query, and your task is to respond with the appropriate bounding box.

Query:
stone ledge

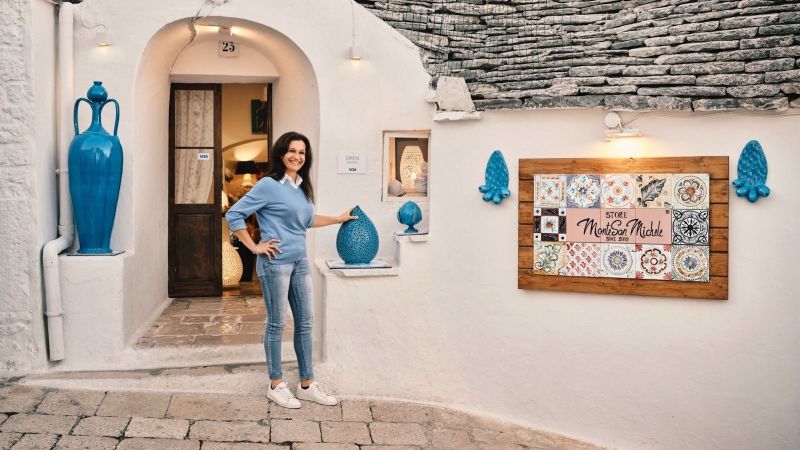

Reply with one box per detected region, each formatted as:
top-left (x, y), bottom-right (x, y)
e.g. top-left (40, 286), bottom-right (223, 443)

top-left (315, 258), bottom-right (399, 278)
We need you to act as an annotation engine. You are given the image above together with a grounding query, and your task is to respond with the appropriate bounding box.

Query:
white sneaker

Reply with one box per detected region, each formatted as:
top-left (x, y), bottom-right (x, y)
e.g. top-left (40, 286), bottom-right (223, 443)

top-left (268, 382), bottom-right (301, 409)
top-left (296, 381), bottom-right (338, 406)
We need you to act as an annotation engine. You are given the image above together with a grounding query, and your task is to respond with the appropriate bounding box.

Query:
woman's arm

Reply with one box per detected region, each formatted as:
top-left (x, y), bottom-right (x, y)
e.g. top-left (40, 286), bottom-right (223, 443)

top-left (311, 207), bottom-right (358, 228)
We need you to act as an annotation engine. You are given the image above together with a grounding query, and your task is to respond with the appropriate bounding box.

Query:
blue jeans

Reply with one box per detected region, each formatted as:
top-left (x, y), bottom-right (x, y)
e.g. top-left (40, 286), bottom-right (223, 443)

top-left (258, 257), bottom-right (314, 381)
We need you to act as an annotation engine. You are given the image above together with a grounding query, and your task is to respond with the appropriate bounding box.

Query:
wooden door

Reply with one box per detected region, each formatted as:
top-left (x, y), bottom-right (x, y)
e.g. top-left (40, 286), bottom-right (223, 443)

top-left (168, 84), bottom-right (222, 297)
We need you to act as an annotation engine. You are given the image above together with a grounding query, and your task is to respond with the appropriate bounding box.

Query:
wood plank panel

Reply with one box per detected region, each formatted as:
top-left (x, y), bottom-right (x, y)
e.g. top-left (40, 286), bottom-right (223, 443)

top-left (519, 156), bottom-right (729, 300)
top-left (519, 270), bottom-right (728, 300)
top-left (520, 157), bottom-right (729, 180)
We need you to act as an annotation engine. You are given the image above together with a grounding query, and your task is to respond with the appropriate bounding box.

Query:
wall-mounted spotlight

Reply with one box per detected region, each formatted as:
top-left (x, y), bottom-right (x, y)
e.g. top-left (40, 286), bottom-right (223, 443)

top-left (95, 28), bottom-right (113, 46)
top-left (604, 112), bottom-right (641, 140)
top-left (350, 44), bottom-right (363, 60)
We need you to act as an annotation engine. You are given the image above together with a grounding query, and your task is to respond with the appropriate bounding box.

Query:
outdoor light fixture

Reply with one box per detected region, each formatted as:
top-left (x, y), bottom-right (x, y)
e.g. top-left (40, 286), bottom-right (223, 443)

top-left (399, 145), bottom-right (424, 192)
top-left (219, 26), bottom-right (233, 38)
top-left (604, 112), bottom-right (641, 140)
top-left (95, 29), bottom-right (112, 46)
top-left (350, 44), bottom-right (363, 60)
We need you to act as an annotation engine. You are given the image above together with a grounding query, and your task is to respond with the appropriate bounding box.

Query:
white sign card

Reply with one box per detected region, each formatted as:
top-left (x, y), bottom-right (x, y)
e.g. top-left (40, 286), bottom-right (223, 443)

top-left (337, 151), bottom-right (366, 174)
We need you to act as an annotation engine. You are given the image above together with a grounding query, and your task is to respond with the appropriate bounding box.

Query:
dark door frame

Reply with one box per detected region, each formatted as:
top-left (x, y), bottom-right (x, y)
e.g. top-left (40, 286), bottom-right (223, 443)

top-left (168, 83), bottom-right (223, 297)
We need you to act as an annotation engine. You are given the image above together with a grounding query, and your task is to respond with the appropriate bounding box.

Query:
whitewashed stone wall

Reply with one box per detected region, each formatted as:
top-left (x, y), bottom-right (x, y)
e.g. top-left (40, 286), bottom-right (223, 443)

top-left (0, 0), bottom-right (43, 375)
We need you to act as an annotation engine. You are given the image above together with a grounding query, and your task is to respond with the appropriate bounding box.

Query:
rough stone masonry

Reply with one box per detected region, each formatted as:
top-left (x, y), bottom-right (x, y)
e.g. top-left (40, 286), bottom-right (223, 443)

top-left (355, 0), bottom-right (800, 111)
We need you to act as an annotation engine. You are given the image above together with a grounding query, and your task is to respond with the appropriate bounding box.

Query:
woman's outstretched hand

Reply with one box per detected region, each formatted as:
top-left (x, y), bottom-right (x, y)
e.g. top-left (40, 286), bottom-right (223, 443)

top-left (253, 238), bottom-right (282, 260)
top-left (338, 207), bottom-right (359, 224)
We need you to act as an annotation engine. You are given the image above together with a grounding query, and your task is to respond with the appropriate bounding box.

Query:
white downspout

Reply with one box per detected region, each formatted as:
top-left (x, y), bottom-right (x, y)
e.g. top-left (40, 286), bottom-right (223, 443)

top-left (42, 1), bottom-right (76, 362)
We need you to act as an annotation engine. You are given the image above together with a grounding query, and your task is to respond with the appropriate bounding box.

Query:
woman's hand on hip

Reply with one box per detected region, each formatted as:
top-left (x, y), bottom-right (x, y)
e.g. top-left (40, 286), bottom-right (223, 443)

top-left (253, 238), bottom-right (282, 259)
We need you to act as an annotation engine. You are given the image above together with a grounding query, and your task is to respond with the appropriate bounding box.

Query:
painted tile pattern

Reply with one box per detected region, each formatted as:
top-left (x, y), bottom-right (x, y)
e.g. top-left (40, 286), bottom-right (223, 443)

top-left (533, 172), bottom-right (710, 282)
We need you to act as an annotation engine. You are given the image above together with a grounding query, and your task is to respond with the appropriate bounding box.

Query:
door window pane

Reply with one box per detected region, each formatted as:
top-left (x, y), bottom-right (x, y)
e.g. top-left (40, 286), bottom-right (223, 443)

top-left (175, 148), bottom-right (214, 204)
top-left (174, 90), bottom-right (214, 147)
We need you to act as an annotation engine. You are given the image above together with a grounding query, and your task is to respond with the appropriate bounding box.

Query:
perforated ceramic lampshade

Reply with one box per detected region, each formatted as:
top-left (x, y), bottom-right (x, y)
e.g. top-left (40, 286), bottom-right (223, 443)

top-left (399, 145), bottom-right (424, 192)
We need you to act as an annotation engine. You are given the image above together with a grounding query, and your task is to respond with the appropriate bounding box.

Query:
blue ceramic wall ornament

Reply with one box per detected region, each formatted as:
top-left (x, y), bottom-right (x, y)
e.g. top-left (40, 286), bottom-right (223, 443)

top-left (732, 140), bottom-right (770, 203)
top-left (68, 81), bottom-right (123, 254)
top-left (479, 150), bottom-right (510, 204)
top-left (336, 205), bottom-right (379, 264)
top-left (397, 201), bottom-right (422, 233)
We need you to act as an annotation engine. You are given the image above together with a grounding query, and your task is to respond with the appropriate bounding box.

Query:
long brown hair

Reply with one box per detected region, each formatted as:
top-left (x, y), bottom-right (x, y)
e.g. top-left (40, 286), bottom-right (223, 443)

top-left (267, 131), bottom-right (314, 203)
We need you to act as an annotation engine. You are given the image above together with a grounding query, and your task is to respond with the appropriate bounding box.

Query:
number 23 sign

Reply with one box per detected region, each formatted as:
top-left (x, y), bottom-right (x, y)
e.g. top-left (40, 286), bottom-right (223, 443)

top-left (218, 40), bottom-right (239, 57)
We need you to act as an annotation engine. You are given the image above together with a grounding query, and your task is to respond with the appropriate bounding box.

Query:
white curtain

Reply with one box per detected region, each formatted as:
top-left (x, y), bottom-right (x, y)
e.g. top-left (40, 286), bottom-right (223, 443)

top-left (174, 90), bottom-right (214, 204)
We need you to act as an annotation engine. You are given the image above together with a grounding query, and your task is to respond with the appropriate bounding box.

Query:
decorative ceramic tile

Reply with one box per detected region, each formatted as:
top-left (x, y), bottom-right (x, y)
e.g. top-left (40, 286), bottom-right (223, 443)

top-left (672, 209), bottom-right (709, 245)
top-left (600, 243), bottom-right (636, 278)
top-left (566, 208), bottom-right (602, 243)
top-left (601, 174), bottom-right (636, 208)
top-left (632, 208), bottom-right (672, 245)
top-left (565, 174), bottom-right (602, 208)
top-left (534, 207), bottom-right (567, 242)
top-left (534, 174), bottom-right (567, 207)
top-left (672, 173), bottom-right (710, 209)
top-left (564, 242), bottom-right (601, 277)
top-left (635, 244), bottom-right (672, 280)
top-left (533, 242), bottom-right (568, 276)
top-left (672, 245), bottom-right (710, 282)
top-left (635, 174), bottom-right (673, 208)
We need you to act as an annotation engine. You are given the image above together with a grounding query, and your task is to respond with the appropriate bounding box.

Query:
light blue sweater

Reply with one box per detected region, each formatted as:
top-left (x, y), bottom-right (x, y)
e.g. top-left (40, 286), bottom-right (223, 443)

top-left (225, 177), bottom-right (314, 268)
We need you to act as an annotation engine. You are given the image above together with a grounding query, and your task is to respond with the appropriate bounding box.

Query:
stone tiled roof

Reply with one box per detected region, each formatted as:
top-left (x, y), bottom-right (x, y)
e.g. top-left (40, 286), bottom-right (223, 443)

top-left (355, 0), bottom-right (800, 111)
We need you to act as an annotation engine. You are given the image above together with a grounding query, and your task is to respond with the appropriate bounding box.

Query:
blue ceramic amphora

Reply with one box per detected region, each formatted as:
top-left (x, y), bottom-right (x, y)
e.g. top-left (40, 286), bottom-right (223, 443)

top-left (397, 201), bottom-right (422, 233)
top-left (68, 81), bottom-right (123, 254)
top-left (336, 205), bottom-right (379, 264)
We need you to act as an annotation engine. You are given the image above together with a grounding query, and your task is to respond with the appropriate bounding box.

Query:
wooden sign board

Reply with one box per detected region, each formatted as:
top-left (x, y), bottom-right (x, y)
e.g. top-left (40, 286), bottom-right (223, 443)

top-left (518, 157), bottom-right (729, 300)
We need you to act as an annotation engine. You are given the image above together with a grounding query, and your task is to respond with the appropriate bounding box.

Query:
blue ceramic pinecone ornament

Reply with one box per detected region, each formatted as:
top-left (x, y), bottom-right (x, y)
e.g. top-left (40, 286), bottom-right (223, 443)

top-left (479, 150), bottom-right (510, 204)
top-left (68, 81), bottom-right (123, 254)
top-left (397, 201), bottom-right (422, 233)
top-left (732, 140), bottom-right (770, 203)
top-left (336, 205), bottom-right (379, 264)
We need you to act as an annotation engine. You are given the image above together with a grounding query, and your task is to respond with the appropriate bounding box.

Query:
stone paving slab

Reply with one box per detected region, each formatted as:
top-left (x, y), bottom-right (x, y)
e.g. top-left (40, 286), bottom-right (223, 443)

top-left (0, 413), bottom-right (78, 435)
top-left (269, 400), bottom-right (341, 421)
top-left (293, 444), bottom-right (359, 450)
top-left (369, 422), bottom-right (428, 446)
top-left (361, 447), bottom-right (419, 450)
top-left (0, 415), bottom-right (5, 426)
top-left (432, 427), bottom-right (477, 449)
top-left (370, 402), bottom-right (433, 423)
top-left (96, 392), bottom-right (171, 418)
top-left (116, 437), bottom-right (200, 449)
top-left (0, 432), bottom-right (21, 449)
top-left (54, 435), bottom-right (119, 450)
top-left (9, 433), bottom-right (58, 449)
top-left (320, 421), bottom-right (371, 445)
top-left (72, 416), bottom-right (130, 437)
top-left (0, 386), bottom-right (45, 413)
top-left (125, 417), bottom-right (190, 439)
top-left (36, 389), bottom-right (105, 416)
top-left (270, 419), bottom-right (320, 443)
top-left (188, 420), bottom-right (269, 443)
top-left (200, 443), bottom-right (283, 450)
top-left (168, 394), bottom-right (268, 421)
top-left (340, 401), bottom-right (371, 422)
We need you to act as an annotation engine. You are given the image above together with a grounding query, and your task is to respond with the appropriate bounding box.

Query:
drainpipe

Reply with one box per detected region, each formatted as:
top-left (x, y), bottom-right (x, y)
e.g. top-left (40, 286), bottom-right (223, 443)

top-left (42, 0), bottom-right (79, 362)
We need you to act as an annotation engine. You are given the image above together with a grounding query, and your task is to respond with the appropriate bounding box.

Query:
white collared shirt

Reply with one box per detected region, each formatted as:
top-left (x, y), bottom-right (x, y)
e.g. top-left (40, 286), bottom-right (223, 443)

top-left (280, 174), bottom-right (303, 189)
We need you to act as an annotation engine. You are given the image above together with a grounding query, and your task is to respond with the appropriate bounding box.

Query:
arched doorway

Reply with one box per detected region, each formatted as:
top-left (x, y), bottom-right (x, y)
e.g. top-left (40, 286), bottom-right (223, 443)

top-left (131, 17), bottom-right (319, 347)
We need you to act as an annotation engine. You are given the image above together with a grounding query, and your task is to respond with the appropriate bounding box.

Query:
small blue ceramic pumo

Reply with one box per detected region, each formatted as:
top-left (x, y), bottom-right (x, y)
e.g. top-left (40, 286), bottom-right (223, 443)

top-left (336, 205), bottom-right (379, 264)
top-left (732, 140), bottom-right (770, 203)
top-left (397, 201), bottom-right (422, 233)
top-left (479, 150), bottom-right (510, 204)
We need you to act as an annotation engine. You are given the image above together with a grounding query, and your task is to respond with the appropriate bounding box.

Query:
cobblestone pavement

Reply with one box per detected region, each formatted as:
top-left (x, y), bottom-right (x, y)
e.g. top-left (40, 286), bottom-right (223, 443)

top-left (137, 296), bottom-right (293, 348)
top-left (0, 382), bottom-right (603, 449)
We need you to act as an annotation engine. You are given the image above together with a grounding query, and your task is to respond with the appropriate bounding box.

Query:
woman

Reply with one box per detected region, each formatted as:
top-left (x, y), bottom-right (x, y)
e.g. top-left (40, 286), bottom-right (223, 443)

top-left (226, 131), bottom-right (356, 409)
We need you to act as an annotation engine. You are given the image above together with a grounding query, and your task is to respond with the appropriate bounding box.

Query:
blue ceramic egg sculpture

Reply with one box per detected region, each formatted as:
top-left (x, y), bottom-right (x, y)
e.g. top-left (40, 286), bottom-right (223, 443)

top-left (397, 201), bottom-right (422, 233)
top-left (336, 205), bottom-right (379, 264)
